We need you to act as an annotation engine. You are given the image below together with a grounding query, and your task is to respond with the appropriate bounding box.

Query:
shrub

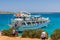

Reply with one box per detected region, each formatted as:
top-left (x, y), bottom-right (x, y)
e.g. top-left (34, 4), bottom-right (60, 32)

top-left (51, 29), bottom-right (60, 40)
top-left (2, 28), bottom-right (16, 37)
top-left (22, 29), bottom-right (48, 38)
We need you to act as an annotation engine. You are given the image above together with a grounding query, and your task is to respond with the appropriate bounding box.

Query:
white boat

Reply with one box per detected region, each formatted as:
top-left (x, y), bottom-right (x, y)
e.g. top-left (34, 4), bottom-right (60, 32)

top-left (11, 12), bottom-right (50, 31)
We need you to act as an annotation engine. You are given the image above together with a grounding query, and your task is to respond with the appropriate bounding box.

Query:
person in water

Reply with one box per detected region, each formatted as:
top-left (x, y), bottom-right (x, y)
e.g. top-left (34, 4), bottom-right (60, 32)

top-left (41, 31), bottom-right (46, 40)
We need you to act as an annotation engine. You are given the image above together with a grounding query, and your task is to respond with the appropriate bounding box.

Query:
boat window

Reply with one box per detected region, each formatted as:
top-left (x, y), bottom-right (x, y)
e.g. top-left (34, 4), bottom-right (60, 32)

top-left (36, 22), bottom-right (39, 24)
top-left (43, 21), bottom-right (45, 23)
top-left (27, 22), bottom-right (31, 25)
top-left (15, 17), bottom-right (18, 18)
top-left (32, 22), bottom-right (35, 24)
top-left (40, 21), bottom-right (42, 24)
top-left (19, 17), bottom-right (22, 18)
top-left (22, 22), bottom-right (26, 25)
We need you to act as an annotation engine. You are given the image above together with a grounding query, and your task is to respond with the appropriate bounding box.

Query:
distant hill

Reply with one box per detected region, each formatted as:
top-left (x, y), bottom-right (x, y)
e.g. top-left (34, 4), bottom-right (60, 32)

top-left (0, 11), bottom-right (16, 14)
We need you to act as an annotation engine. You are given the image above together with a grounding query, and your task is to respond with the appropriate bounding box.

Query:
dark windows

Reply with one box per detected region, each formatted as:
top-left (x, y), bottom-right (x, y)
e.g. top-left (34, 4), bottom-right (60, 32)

top-left (22, 22), bottom-right (26, 25)
top-left (36, 22), bottom-right (39, 24)
top-left (27, 22), bottom-right (31, 25)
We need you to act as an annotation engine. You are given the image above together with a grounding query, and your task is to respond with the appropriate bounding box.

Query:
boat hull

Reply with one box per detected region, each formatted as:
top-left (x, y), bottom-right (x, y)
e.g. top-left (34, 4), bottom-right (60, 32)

top-left (16, 22), bottom-right (49, 31)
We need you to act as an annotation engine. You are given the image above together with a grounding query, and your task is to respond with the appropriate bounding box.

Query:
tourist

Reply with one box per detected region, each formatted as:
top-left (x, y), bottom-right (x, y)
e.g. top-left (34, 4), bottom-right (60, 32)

top-left (12, 29), bottom-right (16, 36)
top-left (0, 31), bottom-right (2, 36)
top-left (41, 31), bottom-right (46, 40)
top-left (15, 30), bottom-right (18, 36)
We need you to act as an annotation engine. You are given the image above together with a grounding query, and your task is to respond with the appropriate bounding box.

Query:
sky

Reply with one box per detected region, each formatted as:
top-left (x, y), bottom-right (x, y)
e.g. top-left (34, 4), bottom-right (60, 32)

top-left (0, 0), bottom-right (60, 12)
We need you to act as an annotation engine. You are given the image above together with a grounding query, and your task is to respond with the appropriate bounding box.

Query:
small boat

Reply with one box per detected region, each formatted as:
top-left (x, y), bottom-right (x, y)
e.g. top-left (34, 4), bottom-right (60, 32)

top-left (11, 11), bottom-right (50, 31)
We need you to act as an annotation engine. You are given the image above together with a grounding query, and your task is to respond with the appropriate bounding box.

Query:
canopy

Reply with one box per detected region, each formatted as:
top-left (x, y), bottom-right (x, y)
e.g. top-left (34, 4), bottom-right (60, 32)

top-left (15, 13), bottom-right (21, 17)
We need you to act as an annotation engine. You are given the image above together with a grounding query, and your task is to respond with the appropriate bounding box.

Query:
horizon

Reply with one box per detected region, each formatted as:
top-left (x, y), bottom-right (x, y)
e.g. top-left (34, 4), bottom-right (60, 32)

top-left (0, 0), bottom-right (60, 12)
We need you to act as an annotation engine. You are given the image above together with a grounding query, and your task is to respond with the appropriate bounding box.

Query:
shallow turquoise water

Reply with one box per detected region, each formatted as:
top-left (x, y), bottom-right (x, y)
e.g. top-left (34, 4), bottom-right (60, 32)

top-left (0, 13), bottom-right (60, 37)
top-left (0, 14), bottom-right (13, 30)
top-left (43, 17), bottom-right (60, 36)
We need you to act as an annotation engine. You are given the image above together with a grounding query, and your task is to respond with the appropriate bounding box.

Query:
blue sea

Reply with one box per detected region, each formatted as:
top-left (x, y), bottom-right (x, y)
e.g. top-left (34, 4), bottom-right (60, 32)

top-left (0, 13), bottom-right (60, 36)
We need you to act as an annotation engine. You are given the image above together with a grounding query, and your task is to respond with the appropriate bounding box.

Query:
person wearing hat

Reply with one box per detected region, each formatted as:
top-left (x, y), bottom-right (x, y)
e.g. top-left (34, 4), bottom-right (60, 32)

top-left (41, 31), bottom-right (46, 40)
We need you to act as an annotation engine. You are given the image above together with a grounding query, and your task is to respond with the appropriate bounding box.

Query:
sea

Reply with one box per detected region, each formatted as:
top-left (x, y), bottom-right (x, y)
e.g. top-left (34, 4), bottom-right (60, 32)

top-left (0, 12), bottom-right (60, 36)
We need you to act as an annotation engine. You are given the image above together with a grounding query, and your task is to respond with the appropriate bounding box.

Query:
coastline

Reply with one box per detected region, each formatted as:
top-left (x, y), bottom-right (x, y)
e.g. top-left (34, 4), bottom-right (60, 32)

top-left (0, 12), bottom-right (15, 14)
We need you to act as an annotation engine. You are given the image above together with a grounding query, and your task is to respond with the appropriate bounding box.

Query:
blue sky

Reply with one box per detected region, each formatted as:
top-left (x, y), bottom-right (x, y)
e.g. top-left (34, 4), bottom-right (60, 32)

top-left (0, 0), bottom-right (60, 12)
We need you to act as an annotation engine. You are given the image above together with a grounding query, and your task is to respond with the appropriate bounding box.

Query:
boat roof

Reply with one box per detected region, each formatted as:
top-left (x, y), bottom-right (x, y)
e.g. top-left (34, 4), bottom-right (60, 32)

top-left (31, 15), bottom-right (41, 18)
top-left (14, 11), bottom-right (31, 17)
top-left (14, 18), bottom-right (23, 21)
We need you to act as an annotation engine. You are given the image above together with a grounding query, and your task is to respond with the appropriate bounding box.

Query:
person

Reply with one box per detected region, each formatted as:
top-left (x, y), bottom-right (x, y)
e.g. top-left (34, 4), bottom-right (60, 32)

top-left (15, 30), bottom-right (18, 36)
top-left (14, 21), bottom-right (19, 28)
top-left (15, 21), bottom-right (18, 27)
top-left (0, 31), bottom-right (2, 36)
top-left (12, 29), bottom-right (16, 36)
top-left (41, 31), bottom-right (46, 40)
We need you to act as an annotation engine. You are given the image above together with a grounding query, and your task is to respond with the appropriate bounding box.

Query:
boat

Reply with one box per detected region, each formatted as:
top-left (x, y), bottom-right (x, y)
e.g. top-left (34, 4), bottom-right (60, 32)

top-left (11, 11), bottom-right (50, 31)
